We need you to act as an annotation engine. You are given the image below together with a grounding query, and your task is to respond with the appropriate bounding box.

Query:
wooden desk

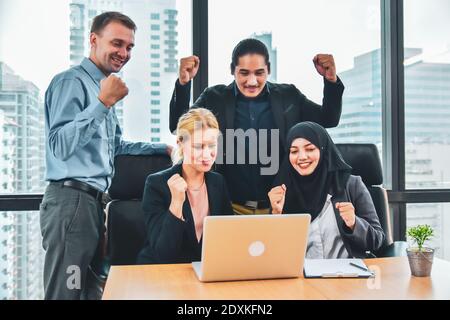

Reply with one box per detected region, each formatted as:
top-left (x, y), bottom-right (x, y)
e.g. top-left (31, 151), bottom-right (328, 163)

top-left (103, 257), bottom-right (450, 300)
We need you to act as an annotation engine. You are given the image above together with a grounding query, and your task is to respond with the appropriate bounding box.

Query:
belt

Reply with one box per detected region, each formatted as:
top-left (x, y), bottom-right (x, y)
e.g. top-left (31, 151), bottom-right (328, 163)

top-left (234, 200), bottom-right (270, 210)
top-left (61, 180), bottom-right (105, 202)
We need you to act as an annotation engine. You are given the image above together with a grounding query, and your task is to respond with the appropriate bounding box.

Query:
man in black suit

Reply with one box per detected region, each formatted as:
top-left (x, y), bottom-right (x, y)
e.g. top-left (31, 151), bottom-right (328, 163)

top-left (169, 38), bottom-right (344, 214)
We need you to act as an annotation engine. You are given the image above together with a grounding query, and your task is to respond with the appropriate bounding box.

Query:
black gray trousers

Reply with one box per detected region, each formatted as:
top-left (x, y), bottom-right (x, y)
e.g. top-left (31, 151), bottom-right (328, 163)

top-left (39, 182), bottom-right (105, 300)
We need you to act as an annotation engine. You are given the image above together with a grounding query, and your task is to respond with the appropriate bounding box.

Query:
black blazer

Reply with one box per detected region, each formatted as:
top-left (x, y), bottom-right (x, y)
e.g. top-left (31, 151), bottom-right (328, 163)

top-left (170, 80), bottom-right (344, 159)
top-left (136, 163), bottom-right (233, 264)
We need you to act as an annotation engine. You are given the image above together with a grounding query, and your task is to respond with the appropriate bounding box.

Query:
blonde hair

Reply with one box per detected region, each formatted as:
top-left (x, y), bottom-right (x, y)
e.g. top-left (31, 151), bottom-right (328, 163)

top-left (173, 107), bottom-right (219, 163)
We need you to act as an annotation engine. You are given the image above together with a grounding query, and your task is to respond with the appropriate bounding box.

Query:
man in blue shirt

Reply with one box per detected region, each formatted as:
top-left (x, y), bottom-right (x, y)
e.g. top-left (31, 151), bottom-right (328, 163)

top-left (40, 11), bottom-right (170, 300)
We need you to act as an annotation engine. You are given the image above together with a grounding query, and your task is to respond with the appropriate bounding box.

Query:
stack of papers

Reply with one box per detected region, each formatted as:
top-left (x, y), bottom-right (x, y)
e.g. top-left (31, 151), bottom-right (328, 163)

top-left (303, 258), bottom-right (374, 278)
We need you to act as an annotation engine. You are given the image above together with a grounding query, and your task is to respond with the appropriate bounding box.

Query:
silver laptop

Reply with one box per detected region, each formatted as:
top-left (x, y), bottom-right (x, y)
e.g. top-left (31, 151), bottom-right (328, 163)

top-left (192, 214), bottom-right (311, 282)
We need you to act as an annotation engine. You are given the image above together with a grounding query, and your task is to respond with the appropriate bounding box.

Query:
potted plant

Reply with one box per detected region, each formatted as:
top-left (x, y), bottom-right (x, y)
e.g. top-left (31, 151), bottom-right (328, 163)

top-left (406, 224), bottom-right (434, 277)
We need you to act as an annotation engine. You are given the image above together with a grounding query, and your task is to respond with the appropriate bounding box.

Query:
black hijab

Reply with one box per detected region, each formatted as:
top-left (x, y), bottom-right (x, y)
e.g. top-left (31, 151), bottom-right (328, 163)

top-left (274, 122), bottom-right (352, 220)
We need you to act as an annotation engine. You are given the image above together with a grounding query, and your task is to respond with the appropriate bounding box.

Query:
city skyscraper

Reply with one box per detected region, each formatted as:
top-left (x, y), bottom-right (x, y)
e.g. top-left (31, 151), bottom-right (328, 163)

top-left (0, 110), bottom-right (16, 193)
top-left (122, 0), bottom-right (178, 144)
top-left (0, 110), bottom-right (16, 299)
top-left (0, 62), bottom-right (45, 299)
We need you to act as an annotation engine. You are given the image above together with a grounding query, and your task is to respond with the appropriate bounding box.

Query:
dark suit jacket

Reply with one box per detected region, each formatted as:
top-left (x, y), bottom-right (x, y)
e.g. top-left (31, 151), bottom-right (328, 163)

top-left (329, 175), bottom-right (386, 258)
top-left (169, 80), bottom-right (344, 175)
top-left (136, 163), bottom-right (233, 264)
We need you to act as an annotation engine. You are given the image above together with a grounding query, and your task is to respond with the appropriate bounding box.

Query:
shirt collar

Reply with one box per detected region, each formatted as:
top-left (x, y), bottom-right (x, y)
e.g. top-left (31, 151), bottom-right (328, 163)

top-left (81, 57), bottom-right (107, 84)
top-left (233, 81), bottom-right (271, 99)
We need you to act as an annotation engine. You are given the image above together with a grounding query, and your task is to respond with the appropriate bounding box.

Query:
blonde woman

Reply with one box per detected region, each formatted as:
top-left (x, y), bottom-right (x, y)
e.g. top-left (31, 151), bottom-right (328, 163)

top-left (137, 108), bottom-right (233, 264)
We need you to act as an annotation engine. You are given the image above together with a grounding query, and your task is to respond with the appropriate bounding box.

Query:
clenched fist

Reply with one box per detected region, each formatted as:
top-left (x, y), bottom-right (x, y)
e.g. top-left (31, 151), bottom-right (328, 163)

top-left (98, 74), bottom-right (129, 108)
top-left (168, 173), bottom-right (188, 220)
top-left (179, 56), bottom-right (200, 85)
top-left (335, 202), bottom-right (356, 230)
top-left (313, 54), bottom-right (337, 83)
top-left (268, 184), bottom-right (287, 214)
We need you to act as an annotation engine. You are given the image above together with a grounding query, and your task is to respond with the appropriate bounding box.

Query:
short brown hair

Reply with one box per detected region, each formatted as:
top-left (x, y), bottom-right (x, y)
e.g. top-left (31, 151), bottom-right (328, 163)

top-left (90, 11), bottom-right (136, 34)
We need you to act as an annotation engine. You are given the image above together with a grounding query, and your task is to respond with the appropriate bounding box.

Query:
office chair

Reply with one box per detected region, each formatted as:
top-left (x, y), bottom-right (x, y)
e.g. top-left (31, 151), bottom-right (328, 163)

top-left (86, 155), bottom-right (172, 300)
top-left (336, 143), bottom-right (407, 258)
top-left (86, 154), bottom-right (172, 298)
top-left (106, 154), bottom-right (173, 265)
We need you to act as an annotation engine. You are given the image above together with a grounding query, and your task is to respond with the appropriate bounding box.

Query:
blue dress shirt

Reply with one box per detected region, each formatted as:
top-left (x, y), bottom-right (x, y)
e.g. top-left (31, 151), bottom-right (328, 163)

top-left (45, 58), bottom-right (167, 192)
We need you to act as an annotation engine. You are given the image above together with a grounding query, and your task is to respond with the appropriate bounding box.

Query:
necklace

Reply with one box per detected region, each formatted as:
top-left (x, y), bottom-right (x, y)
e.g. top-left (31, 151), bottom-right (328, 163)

top-left (187, 178), bottom-right (205, 192)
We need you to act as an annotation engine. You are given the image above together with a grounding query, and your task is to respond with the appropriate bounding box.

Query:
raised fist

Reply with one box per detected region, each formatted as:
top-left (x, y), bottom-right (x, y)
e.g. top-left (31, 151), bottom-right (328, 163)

top-left (179, 56), bottom-right (200, 85)
top-left (313, 54), bottom-right (337, 83)
top-left (98, 74), bottom-right (129, 108)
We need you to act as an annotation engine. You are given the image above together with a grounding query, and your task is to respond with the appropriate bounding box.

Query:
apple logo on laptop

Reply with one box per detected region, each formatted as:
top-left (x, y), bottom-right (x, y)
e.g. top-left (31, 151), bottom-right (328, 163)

top-left (248, 241), bottom-right (265, 257)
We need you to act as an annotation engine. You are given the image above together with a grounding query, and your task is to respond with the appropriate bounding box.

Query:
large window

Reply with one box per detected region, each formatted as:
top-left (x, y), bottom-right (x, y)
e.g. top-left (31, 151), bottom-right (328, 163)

top-left (404, 0), bottom-right (450, 190)
top-left (401, 0), bottom-right (450, 264)
top-left (0, 0), bottom-right (191, 300)
top-left (407, 203), bottom-right (450, 261)
top-left (209, 0), bottom-right (382, 150)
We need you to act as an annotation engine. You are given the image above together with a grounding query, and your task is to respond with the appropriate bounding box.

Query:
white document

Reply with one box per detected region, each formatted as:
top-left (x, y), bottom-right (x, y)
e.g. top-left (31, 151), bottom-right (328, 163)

top-left (303, 258), bottom-right (374, 278)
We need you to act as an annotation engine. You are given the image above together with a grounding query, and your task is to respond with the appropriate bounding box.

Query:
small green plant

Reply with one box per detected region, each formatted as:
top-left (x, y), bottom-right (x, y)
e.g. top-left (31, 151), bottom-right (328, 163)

top-left (407, 224), bottom-right (434, 252)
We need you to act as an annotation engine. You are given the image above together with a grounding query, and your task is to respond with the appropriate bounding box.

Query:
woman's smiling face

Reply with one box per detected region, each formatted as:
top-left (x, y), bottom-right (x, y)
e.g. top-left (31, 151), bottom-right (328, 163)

top-left (289, 138), bottom-right (321, 176)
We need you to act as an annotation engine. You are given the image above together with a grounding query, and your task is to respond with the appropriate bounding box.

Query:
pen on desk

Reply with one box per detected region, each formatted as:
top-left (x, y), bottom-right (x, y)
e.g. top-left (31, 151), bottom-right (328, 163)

top-left (349, 262), bottom-right (370, 272)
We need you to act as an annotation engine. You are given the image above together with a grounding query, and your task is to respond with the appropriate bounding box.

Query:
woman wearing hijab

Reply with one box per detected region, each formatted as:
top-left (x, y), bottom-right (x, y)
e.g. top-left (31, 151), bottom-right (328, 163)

top-left (268, 121), bottom-right (385, 259)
